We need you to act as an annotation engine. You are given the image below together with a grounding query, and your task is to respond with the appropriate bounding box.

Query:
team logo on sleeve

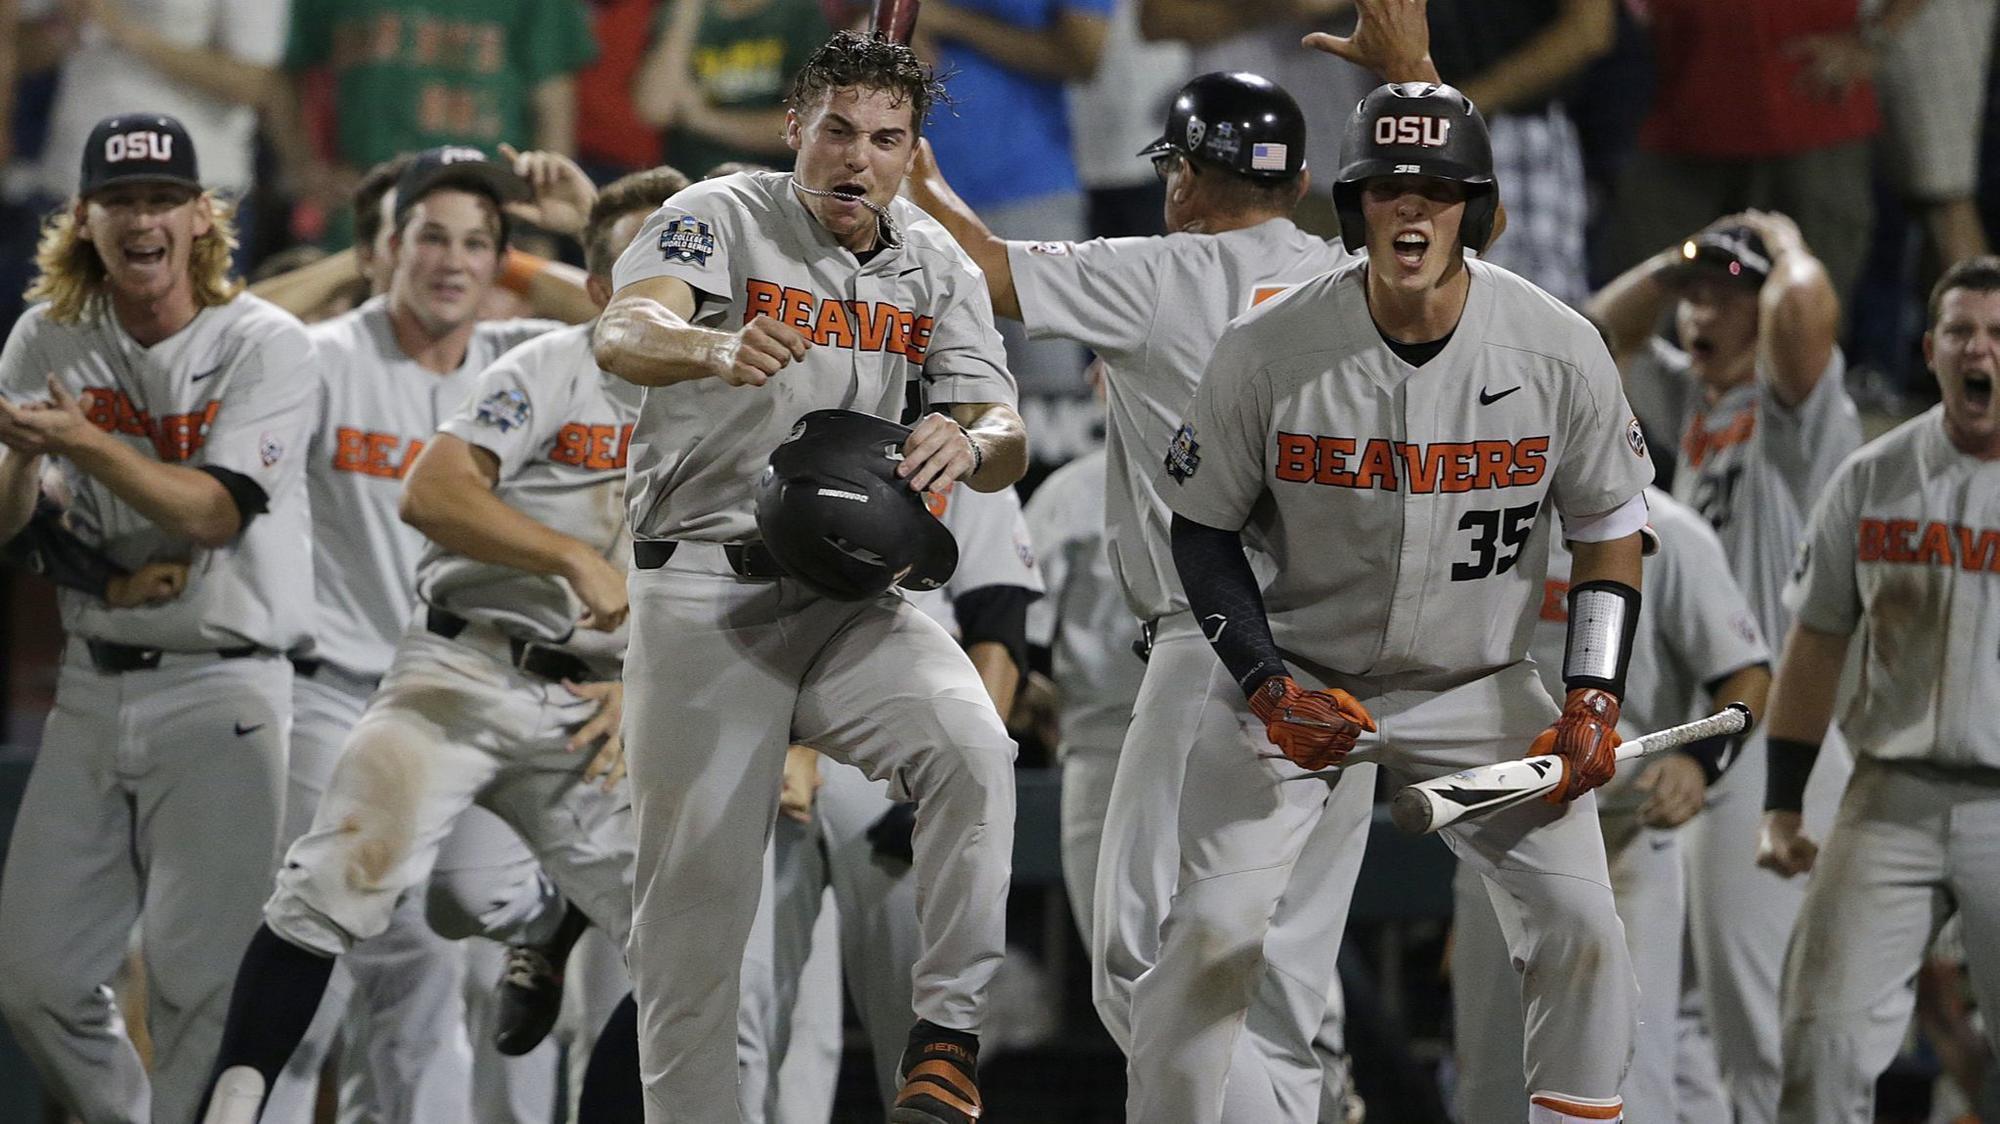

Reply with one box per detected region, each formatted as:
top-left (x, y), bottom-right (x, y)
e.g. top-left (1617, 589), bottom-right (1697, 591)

top-left (1015, 529), bottom-right (1036, 570)
top-left (259, 432), bottom-right (284, 467)
top-left (1164, 423), bottom-right (1201, 484)
top-left (474, 388), bottom-right (532, 433)
top-left (1026, 241), bottom-right (1070, 256)
top-left (1626, 416), bottom-right (1648, 459)
top-left (659, 216), bottom-right (717, 266)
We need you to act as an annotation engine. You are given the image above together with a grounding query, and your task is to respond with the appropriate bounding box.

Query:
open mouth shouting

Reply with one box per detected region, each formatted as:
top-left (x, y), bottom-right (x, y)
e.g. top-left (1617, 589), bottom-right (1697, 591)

top-left (1391, 229), bottom-right (1429, 271)
top-left (122, 241), bottom-right (168, 268)
top-left (1966, 369), bottom-right (1995, 412)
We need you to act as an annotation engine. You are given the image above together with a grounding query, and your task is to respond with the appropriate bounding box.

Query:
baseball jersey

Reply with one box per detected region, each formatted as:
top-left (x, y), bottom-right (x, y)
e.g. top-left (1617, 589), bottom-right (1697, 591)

top-left (303, 296), bottom-right (559, 678)
top-left (0, 295), bottom-right (315, 651)
top-left (907, 483), bottom-right (1044, 634)
top-left (1532, 487), bottom-right (1769, 741)
top-left (610, 170), bottom-right (1017, 544)
top-left (1162, 258), bottom-right (1655, 681)
top-left (1786, 407), bottom-right (2000, 768)
top-left (1008, 218), bottom-right (1353, 620)
top-left (1025, 447), bottom-right (1148, 749)
top-left (420, 322), bottom-right (640, 663)
top-left (1636, 337), bottom-right (1864, 647)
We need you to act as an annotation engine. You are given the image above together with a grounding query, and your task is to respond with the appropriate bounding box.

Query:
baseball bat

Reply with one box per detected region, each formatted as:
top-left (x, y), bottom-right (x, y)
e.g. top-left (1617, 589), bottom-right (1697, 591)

top-left (1388, 702), bottom-right (1752, 836)
top-left (872, 0), bottom-right (922, 44)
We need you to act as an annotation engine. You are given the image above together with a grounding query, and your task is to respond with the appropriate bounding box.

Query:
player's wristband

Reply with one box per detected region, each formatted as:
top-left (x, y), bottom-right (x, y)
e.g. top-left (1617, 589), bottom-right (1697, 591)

top-left (1764, 737), bottom-right (1820, 813)
top-left (1677, 737), bottom-right (1734, 786)
top-left (1562, 580), bottom-right (1641, 699)
top-left (953, 419), bottom-right (984, 478)
top-left (499, 249), bottom-right (549, 296)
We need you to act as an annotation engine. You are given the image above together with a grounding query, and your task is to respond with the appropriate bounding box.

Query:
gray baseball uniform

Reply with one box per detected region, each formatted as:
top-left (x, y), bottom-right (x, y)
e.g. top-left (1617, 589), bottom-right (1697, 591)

top-left (1453, 487), bottom-right (1767, 1123)
top-left (266, 294), bottom-right (562, 1124)
top-left (1635, 338), bottom-right (1865, 1123)
top-left (1776, 406), bottom-right (2000, 1123)
top-left (0, 294), bottom-right (314, 1124)
top-left (611, 169), bottom-right (1019, 1123)
top-left (1009, 218), bottom-right (1372, 1117)
top-left (756, 486), bottom-right (1043, 1116)
top-left (1147, 257), bottom-right (1655, 1123)
top-left (1021, 447), bottom-right (1146, 945)
top-left (265, 322), bottom-right (639, 966)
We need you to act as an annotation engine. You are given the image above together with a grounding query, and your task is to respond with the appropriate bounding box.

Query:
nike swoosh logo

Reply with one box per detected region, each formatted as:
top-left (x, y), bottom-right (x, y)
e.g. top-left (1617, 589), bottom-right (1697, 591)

top-left (234, 721), bottom-right (265, 737)
top-left (1478, 386), bottom-right (1521, 405)
top-left (190, 365), bottom-right (226, 383)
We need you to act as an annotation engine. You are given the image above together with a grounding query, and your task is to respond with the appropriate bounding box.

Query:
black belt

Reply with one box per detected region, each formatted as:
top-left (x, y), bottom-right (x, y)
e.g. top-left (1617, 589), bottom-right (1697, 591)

top-left (85, 639), bottom-right (261, 674)
top-left (424, 608), bottom-right (604, 683)
top-left (290, 656), bottom-right (323, 678)
top-left (632, 540), bottom-right (786, 579)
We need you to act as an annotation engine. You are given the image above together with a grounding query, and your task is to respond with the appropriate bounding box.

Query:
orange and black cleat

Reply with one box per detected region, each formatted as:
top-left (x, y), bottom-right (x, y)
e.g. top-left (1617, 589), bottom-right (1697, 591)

top-left (892, 1020), bottom-right (984, 1123)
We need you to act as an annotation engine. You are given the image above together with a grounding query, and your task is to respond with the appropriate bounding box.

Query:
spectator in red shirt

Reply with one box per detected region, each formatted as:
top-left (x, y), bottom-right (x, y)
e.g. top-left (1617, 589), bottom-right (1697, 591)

top-left (577, 0), bottom-right (667, 182)
top-left (1605, 0), bottom-right (1882, 305)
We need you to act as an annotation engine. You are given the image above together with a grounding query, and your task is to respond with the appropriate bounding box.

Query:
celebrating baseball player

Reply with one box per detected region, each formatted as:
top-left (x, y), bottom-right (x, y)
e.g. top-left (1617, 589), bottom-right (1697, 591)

top-left (1752, 256), bottom-right (2000, 1122)
top-left (592, 31), bottom-right (1026, 1124)
top-left (1150, 82), bottom-right (1655, 1123)
top-left (1453, 485), bottom-right (1771, 1122)
top-left (194, 166), bottom-right (684, 1124)
top-left (0, 113), bottom-right (316, 1124)
top-left (1588, 211), bottom-right (1865, 1121)
top-left (903, 5), bottom-right (1440, 1112)
top-left (755, 485), bottom-right (1042, 1118)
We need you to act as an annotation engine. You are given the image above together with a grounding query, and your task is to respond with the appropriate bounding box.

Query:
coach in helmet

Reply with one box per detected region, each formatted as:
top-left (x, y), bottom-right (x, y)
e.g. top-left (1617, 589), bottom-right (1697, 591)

top-left (904, 5), bottom-right (1442, 1121)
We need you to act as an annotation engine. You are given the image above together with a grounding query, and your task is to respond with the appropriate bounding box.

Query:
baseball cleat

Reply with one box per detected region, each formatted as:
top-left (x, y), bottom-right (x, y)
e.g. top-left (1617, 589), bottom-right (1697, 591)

top-left (201, 1065), bottom-right (267, 1124)
top-left (891, 1021), bottom-right (984, 1123)
top-left (492, 943), bottom-right (564, 1055)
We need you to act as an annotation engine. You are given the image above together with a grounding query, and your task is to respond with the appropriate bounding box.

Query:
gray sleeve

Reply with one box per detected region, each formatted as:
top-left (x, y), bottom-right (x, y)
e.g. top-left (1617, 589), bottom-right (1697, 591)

top-left (1022, 481), bottom-right (1073, 648)
top-left (0, 312), bottom-right (48, 401)
top-left (439, 348), bottom-right (559, 478)
top-left (1158, 324), bottom-right (1269, 531)
top-left (1008, 236), bottom-right (1166, 360)
top-left (941, 487), bottom-right (1044, 597)
top-left (1659, 513), bottom-right (1772, 680)
top-left (1551, 341), bottom-right (1657, 519)
top-left (201, 324), bottom-right (316, 504)
top-left (1758, 349), bottom-right (1859, 493)
top-left (1784, 455), bottom-right (1866, 637)
top-left (609, 194), bottom-right (737, 325)
top-left (921, 263), bottom-right (1018, 408)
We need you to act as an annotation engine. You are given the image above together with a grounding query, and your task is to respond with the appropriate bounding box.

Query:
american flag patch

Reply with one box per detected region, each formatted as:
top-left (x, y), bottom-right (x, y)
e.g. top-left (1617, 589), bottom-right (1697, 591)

top-left (1250, 142), bottom-right (1287, 171)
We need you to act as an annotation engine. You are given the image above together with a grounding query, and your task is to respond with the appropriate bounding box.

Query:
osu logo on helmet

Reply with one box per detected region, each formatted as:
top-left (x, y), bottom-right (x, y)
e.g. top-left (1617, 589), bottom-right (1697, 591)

top-left (1373, 116), bottom-right (1451, 148)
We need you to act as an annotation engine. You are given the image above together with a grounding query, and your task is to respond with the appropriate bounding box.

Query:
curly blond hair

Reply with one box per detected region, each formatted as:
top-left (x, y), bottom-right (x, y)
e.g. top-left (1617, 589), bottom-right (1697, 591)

top-left (26, 191), bottom-right (243, 325)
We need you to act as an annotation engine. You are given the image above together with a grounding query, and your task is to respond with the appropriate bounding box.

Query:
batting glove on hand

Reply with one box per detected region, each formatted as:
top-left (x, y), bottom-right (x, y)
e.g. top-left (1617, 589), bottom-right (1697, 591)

top-left (1534, 688), bottom-right (1622, 802)
top-left (1248, 676), bottom-right (1375, 771)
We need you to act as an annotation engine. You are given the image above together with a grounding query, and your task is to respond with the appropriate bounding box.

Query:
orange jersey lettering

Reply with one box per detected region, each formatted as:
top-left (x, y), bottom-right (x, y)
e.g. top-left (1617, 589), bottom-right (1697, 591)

top-left (742, 276), bottom-right (932, 364)
top-left (331, 427), bottom-right (425, 479)
top-left (1272, 433), bottom-right (1551, 494)
top-left (549, 422), bottom-right (635, 471)
top-left (1858, 517), bottom-right (2000, 572)
top-left (79, 388), bottom-right (219, 463)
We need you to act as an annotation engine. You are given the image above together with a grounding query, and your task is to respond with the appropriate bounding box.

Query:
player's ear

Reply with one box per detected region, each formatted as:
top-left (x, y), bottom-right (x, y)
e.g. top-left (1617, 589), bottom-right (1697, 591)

top-left (1922, 328), bottom-right (1936, 374)
top-left (190, 192), bottom-right (215, 239)
top-left (784, 109), bottom-right (803, 153)
top-left (72, 199), bottom-right (92, 242)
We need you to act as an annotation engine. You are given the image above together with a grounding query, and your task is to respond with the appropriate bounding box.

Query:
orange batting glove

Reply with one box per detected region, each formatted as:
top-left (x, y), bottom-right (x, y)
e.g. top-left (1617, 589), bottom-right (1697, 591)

top-left (1535, 687), bottom-right (1622, 802)
top-left (1249, 676), bottom-right (1376, 771)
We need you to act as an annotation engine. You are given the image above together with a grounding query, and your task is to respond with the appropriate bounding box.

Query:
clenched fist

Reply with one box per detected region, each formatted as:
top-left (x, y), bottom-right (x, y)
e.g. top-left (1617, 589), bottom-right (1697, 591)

top-left (1535, 687), bottom-right (1622, 802)
top-left (1248, 676), bottom-right (1375, 771)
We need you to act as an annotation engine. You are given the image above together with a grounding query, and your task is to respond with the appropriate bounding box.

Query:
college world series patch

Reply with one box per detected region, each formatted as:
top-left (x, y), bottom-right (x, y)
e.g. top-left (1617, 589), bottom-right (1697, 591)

top-left (1164, 422), bottom-right (1201, 483)
top-left (474, 388), bottom-right (532, 433)
top-left (659, 215), bottom-right (717, 265)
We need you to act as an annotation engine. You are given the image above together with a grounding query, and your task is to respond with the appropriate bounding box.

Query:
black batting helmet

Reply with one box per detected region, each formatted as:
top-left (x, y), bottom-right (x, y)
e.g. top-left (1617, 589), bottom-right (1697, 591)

top-left (1660, 225), bottom-right (1772, 291)
top-left (1331, 83), bottom-right (1496, 254)
top-left (1138, 72), bottom-right (1306, 180)
top-left (754, 409), bottom-right (958, 601)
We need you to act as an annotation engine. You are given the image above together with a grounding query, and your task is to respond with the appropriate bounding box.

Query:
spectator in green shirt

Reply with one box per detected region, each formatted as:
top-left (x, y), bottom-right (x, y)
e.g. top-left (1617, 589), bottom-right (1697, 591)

top-left (631, 0), bottom-right (830, 176)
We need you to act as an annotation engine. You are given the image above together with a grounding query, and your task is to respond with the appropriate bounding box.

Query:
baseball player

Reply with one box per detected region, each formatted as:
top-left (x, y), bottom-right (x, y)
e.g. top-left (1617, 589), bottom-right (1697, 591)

top-left (1148, 82), bottom-right (1656, 1124)
top-left (1451, 486), bottom-right (1771, 1123)
top-left (1752, 256), bottom-right (2000, 1123)
top-left (1588, 211), bottom-right (1865, 1122)
top-left (262, 144), bottom-right (573, 1124)
top-left (593, 30), bottom-right (1027, 1124)
top-left (756, 484), bottom-right (1043, 1118)
top-left (902, 9), bottom-right (1441, 1111)
top-left (0, 113), bottom-right (316, 1124)
top-left (195, 165), bottom-right (686, 1124)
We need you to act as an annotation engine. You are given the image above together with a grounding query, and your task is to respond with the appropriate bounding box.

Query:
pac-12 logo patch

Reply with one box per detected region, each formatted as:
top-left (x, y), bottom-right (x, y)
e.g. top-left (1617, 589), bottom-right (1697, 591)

top-left (1026, 241), bottom-right (1070, 256)
top-left (1626, 416), bottom-right (1648, 459)
top-left (1164, 422), bottom-right (1201, 484)
top-left (658, 215), bottom-right (717, 266)
top-left (474, 388), bottom-right (532, 433)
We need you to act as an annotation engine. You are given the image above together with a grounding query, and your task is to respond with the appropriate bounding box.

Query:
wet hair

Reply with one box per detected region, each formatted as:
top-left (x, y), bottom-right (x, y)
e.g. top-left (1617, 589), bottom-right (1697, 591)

top-left (585, 165), bottom-right (695, 278)
top-left (1929, 255), bottom-right (2000, 326)
top-left (27, 190), bottom-right (240, 325)
top-left (785, 30), bottom-right (948, 135)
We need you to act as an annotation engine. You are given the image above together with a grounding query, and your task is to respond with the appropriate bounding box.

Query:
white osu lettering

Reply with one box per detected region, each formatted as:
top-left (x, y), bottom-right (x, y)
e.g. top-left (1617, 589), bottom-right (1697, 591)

top-left (105, 131), bottom-right (172, 163)
top-left (1373, 115), bottom-right (1451, 148)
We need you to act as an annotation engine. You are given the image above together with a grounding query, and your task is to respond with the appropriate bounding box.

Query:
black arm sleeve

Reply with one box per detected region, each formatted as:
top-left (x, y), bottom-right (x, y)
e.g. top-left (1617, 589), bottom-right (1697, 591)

top-left (197, 465), bottom-right (269, 533)
top-left (1170, 513), bottom-right (1287, 699)
top-left (2, 498), bottom-right (125, 598)
top-left (1676, 664), bottom-right (1771, 784)
top-left (1764, 737), bottom-right (1820, 813)
top-left (952, 585), bottom-right (1036, 678)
